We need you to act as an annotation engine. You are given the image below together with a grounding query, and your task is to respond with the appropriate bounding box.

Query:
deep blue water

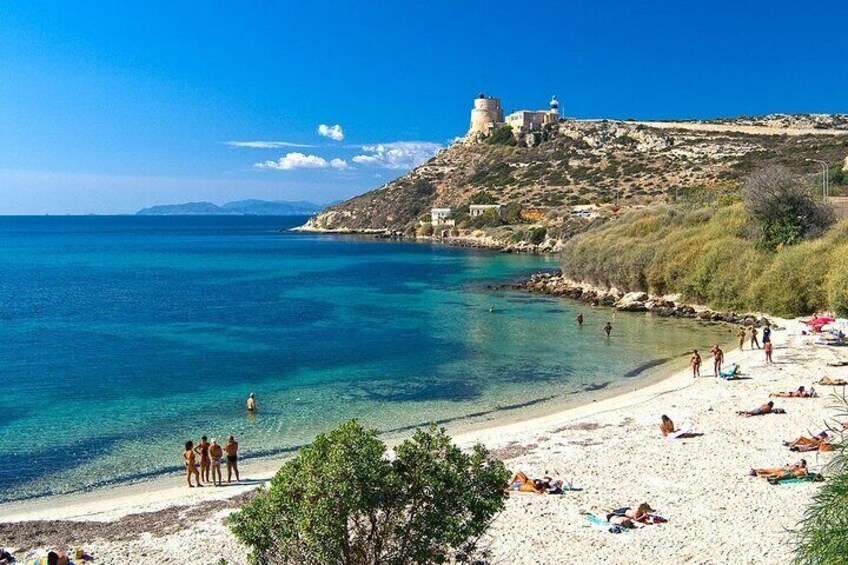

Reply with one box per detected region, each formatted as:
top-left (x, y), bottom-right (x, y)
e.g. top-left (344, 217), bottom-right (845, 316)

top-left (0, 216), bottom-right (731, 502)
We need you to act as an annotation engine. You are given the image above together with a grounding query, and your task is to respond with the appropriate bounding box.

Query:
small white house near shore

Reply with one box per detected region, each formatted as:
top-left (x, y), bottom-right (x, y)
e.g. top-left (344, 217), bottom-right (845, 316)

top-left (430, 207), bottom-right (455, 225)
top-left (469, 204), bottom-right (503, 218)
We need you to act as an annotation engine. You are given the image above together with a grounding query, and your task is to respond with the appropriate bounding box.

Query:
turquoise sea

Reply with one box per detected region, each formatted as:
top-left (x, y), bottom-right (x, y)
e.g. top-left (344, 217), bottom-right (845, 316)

top-left (0, 216), bottom-right (732, 502)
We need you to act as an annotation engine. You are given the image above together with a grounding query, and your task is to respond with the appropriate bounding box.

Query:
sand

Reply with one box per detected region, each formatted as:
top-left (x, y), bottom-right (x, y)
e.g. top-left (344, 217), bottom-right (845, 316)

top-left (2, 318), bottom-right (844, 565)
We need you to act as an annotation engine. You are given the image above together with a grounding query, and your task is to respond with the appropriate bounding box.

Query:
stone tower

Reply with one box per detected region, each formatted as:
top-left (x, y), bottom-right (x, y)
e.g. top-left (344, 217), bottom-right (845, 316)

top-left (468, 94), bottom-right (504, 136)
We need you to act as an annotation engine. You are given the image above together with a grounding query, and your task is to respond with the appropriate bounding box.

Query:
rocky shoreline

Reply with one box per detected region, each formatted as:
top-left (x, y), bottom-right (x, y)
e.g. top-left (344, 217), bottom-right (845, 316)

top-left (502, 270), bottom-right (772, 327)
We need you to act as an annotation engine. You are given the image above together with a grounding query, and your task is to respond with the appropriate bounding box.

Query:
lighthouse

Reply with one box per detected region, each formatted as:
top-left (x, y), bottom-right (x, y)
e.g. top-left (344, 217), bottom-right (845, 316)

top-left (549, 95), bottom-right (559, 116)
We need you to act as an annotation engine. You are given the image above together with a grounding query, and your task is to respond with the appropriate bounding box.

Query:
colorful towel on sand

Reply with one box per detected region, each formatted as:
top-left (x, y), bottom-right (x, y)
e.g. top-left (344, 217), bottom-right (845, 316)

top-left (769, 473), bottom-right (824, 485)
top-left (584, 514), bottom-right (627, 534)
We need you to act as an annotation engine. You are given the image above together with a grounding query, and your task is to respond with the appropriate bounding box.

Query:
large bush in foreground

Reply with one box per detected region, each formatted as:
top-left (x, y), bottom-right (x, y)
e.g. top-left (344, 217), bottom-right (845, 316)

top-left (795, 394), bottom-right (848, 564)
top-left (229, 420), bottom-right (508, 565)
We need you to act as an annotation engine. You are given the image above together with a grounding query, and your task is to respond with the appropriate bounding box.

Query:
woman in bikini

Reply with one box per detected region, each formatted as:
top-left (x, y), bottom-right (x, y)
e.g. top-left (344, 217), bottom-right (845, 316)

top-left (184, 440), bottom-right (202, 487)
top-left (750, 460), bottom-right (807, 480)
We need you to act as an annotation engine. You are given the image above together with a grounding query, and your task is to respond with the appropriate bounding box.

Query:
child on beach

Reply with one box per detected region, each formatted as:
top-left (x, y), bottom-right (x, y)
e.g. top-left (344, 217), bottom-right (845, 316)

top-left (764, 341), bottom-right (773, 363)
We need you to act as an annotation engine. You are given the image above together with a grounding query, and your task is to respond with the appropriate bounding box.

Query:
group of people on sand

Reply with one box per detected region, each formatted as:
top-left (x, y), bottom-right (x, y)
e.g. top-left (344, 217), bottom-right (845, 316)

top-left (183, 393), bottom-right (258, 487)
top-left (184, 435), bottom-right (240, 487)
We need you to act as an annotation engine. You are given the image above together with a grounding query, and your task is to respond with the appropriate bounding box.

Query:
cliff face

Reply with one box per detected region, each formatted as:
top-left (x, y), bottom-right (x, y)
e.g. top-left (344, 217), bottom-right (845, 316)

top-left (302, 115), bottom-right (848, 232)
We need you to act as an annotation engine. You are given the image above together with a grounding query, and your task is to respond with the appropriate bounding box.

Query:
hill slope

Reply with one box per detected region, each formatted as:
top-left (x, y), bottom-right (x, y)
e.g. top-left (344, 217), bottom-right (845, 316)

top-left (303, 115), bottom-right (848, 232)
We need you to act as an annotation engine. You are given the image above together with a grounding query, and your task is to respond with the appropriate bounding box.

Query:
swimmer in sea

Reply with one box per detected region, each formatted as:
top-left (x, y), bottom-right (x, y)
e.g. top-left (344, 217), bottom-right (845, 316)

top-left (488, 306), bottom-right (494, 313)
top-left (604, 322), bottom-right (612, 338)
top-left (576, 313), bottom-right (584, 326)
top-left (246, 392), bottom-right (257, 412)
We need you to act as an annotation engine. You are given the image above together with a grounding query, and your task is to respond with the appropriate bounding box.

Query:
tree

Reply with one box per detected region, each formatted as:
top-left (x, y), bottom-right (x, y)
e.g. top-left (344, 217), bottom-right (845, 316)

top-left (229, 420), bottom-right (508, 565)
top-left (528, 227), bottom-right (547, 245)
top-left (742, 165), bottom-right (835, 250)
top-left (486, 125), bottom-right (516, 146)
top-left (794, 393), bottom-right (848, 564)
top-left (469, 191), bottom-right (497, 205)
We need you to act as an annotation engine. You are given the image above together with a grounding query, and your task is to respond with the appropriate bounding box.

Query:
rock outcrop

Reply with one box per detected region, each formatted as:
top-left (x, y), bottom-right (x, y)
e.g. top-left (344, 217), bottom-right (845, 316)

top-left (508, 270), bottom-right (772, 327)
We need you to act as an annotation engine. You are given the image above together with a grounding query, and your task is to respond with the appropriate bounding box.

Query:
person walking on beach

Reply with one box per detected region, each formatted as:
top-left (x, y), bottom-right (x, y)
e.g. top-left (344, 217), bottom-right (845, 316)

top-left (750, 326), bottom-right (760, 349)
top-left (246, 392), bottom-right (257, 413)
top-left (690, 349), bottom-right (702, 378)
top-left (737, 328), bottom-right (746, 350)
top-left (604, 322), bottom-right (612, 338)
top-left (576, 313), bottom-right (584, 327)
top-left (711, 344), bottom-right (724, 376)
top-left (225, 435), bottom-right (240, 483)
top-left (764, 340), bottom-right (773, 364)
top-left (184, 440), bottom-right (202, 488)
top-left (762, 323), bottom-right (772, 345)
top-left (195, 435), bottom-right (211, 484)
top-left (209, 438), bottom-right (223, 486)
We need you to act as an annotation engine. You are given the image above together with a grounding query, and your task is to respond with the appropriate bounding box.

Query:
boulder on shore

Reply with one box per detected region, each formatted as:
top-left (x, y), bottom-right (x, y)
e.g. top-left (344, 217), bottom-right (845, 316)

top-left (615, 292), bottom-right (649, 311)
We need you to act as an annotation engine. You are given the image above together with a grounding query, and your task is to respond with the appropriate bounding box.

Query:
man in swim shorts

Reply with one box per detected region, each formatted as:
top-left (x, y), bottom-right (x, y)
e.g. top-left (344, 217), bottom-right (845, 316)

top-left (246, 392), bottom-right (257, 412)
top-left (209, 438), bottom-right (223, 486)
top-left (225, 434), bottom-right (240, 483)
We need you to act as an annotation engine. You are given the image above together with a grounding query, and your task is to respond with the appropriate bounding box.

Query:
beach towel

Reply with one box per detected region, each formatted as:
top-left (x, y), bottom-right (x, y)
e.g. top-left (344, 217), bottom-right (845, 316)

top-left (768, 473), bottom-right (824, 485)
top-left (720, 365), bottom-right (741, 379)
top-left (584, 513), bottom-right (627, 534)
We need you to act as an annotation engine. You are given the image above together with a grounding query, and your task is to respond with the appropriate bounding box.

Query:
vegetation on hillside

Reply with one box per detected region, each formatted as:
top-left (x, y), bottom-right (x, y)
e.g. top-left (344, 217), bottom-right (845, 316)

top-left (229, 420), bottom-right (508, 565)
top-left (560, 176), bottom-right (848, 316)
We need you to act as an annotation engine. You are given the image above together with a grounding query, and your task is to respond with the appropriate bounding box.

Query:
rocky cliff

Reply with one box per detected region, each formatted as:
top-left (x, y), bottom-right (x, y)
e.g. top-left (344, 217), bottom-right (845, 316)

top-left (302, 114), bottom-right (848, 232)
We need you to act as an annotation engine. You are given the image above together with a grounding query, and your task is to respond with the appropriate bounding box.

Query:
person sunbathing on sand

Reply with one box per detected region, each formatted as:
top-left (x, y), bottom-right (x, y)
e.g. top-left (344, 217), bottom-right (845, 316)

top-left (818, 376), bottom-right (848, 386)
top-left (770, 386), bottom-right (814, 398)
top-left (785, 432), bottom-right (833, 452)
top-left (737, 401), bottom-right (784, 416)
top-left (750, 459), bottom-right (807, 480)
top-left (508, 471), bottom-right (545, 495)
top-left (46, 550), bottom-right (70, 565)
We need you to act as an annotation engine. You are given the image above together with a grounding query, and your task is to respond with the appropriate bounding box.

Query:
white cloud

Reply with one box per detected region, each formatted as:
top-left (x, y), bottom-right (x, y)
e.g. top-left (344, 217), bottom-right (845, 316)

top-left (351, 142), bottom-right (442, 170)
top-left (317, 124), bottom-right (344, 141)
top-left (227, 141), bottom-right (315, 149)
top-left (254, 152), bottom-right (349, 171)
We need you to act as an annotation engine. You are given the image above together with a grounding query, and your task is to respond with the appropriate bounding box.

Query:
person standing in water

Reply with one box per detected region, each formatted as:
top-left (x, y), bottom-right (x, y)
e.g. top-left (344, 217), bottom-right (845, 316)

top-left (225, 435), bottom-right (240, 483)
top-left (750, 326), bottom-right (761, 349)
top-left (576, 313), bottom-right (584, 327)
top-left (209, 438), bottom-right (223, 486)
top-left (184, 440), bottom-right (202, 488)
top-left (604, 322), bottom-right (612, 337)
top-left (246, 392), bottom-right (257, 412)
top-left (195, 435), bottom-right (211, 484)
top-left (690, 349), bottom-right (701, 378)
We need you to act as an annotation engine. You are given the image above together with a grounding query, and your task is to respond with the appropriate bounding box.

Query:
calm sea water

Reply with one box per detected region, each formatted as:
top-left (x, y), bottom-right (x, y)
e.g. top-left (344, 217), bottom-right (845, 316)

top-left (0, 216), bottom-right (731, 502)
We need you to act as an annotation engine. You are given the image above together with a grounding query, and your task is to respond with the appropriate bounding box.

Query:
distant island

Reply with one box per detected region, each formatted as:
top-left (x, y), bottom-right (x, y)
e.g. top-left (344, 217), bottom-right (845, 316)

top-left (136, 199), bottom-right (327, 216)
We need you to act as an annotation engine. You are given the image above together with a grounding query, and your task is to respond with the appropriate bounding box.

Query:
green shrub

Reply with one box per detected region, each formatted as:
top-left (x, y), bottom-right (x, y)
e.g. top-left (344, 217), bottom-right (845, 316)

top-left (529, 227), bottom-right (547, 245)
top-left (229, 420), bottom-right (508, 565)
top-left (486, 125), bottom-right (516, 146)
top-left (826, 244), bottom-right (848, 316)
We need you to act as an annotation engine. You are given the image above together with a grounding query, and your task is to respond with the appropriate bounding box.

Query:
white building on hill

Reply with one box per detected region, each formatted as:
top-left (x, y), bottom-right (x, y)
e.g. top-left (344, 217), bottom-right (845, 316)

top-left (469, 204), bottom-right (503, 218)
top-left (504, 96), bottom-right (560, 134)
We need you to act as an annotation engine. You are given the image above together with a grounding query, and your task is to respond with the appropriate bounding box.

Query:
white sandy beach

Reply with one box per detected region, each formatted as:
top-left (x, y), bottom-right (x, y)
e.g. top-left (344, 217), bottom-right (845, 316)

top-left (2, 318), bottom-right (844, 565)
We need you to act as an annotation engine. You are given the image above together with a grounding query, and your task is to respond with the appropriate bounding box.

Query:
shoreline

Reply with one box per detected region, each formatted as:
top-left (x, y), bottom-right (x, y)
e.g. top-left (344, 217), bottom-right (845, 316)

top-left (2, 316), bottom-right (842, 563)
top-left (0, 335), bottom-right (708, 522)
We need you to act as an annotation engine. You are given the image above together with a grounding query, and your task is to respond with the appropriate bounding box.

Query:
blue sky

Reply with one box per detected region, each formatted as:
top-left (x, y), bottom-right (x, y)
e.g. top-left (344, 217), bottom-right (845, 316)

top-left (1, 1), bottom-right (846, 214)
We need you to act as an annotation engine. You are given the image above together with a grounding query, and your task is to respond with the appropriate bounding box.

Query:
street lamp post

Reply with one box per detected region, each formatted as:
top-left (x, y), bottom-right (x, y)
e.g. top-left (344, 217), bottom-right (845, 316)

top-left (806, 158), bottom-right (829, 199)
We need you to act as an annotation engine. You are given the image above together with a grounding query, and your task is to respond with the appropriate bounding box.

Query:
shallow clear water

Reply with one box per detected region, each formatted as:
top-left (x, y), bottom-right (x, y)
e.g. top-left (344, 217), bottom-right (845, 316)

top-left (0, 216), bottom-right (732, 502)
